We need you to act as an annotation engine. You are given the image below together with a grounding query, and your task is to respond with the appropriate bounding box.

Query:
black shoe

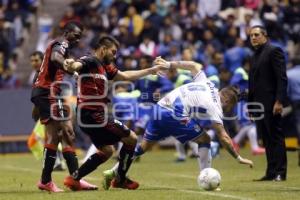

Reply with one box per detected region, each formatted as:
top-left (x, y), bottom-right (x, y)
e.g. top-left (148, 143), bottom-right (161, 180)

top-left (253, 175), bottom-right (274, 181)
top-left (273, 175), bottom-right (286, 181)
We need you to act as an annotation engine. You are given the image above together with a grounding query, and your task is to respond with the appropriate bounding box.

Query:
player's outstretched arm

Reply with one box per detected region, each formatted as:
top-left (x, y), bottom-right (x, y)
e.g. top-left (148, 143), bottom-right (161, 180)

top-left (113, 65), bottom-right (168, 81)
top-left (63, 59), bottom-right (83, 73)
top-left (212, 123), bottom-right (254, 168)
top-left (154, 57), bottom-right (203, 77)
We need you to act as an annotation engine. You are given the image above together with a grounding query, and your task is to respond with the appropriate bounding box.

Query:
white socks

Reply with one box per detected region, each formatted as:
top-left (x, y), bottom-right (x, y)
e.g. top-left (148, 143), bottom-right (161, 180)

top-left (175, 140), bottom-right (186, 160)
top-left (233, 124), bottom-right (259, 150)
top-left (82, 144), bottom-right (97, 163)
top-left (198, 144), bottom-right (212, 171)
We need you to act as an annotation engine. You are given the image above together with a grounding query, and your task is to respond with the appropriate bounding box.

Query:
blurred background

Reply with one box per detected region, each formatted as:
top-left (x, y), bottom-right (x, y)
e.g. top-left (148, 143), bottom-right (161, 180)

top-left (0, 0), bottom-right (299, 155)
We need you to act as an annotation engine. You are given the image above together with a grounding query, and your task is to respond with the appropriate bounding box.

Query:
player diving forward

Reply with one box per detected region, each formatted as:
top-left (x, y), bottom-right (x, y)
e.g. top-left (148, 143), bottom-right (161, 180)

top-left (103, 57), bottom-right (254, 190)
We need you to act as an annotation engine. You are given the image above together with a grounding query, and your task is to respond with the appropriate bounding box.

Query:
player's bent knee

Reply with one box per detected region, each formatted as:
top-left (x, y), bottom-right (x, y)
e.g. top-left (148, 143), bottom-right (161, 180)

top-left (194, 132), bottom-right (211, 144)
top-left (98, 145), bottom-right (114, 158)
top-left (135, 127), bottom-right (145, 136)
top-left (129, 131), bottom-right (138, 144)
top-left (121, 131), bottom-right (138, 146)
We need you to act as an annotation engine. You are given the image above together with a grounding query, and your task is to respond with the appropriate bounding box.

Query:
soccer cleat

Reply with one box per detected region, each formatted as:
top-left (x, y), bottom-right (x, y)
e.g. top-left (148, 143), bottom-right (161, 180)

top-left (174, 157), bottom-right (186, 163)
top-left (37, 181), bottom-right (64, 192)
top-left (252, 147), bottom-right (265, 155)
top-left (63, 176), bottom-right (81, 191)
top-left (102, 169), bottom-right (116, 190)
top-left (79, 179), bottom-right (98, 190)
top-left (111, 177), bottom-right (139, 190)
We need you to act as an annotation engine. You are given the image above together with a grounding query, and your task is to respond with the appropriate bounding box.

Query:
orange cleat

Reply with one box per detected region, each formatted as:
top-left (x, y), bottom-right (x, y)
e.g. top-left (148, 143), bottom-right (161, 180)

top-left (111, 177), bottom-right (139, 190)
top-left (63, 176), bottom-right (81, 191)
top-left (79, 179), bottom-right (98, 190)
top-left (252, 147), bottom-right (265, 155)
top-left (64, 176), bottom-right (98, 191)
top-left (37, 181), bottom-right (64, 192)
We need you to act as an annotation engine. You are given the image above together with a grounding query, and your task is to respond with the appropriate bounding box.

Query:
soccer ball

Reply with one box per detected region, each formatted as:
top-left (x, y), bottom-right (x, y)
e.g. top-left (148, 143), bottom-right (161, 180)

top-left (198, 168), bottom-right (221, 191)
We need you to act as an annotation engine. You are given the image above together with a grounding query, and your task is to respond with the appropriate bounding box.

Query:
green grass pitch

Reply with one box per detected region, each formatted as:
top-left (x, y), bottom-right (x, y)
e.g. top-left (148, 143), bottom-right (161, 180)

top-left (1, 148), bottom-right (300, 200)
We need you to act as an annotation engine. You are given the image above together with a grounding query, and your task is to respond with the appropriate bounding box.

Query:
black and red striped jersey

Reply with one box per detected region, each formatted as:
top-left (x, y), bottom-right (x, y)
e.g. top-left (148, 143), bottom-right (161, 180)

top-left (32, 38), bottom-right (70, 97)
top-left (77, 55), bottom-right (118, 110)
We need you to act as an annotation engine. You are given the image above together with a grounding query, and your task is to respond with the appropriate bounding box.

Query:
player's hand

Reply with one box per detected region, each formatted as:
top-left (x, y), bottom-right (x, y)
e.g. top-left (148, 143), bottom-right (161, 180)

top-left (273, 100), bottom-right (283, 115)
top-left (152, 64), bottom-right (170, 76)
top-left (237, 156), bottom-right (254, 168)
top-left (154, 56), bottom-right (170, 68)
top-left (63, 58), bottom-right (75, 71)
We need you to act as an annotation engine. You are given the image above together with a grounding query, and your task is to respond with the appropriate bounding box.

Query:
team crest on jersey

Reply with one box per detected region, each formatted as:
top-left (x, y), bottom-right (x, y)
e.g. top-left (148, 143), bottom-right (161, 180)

top-left (61, 41), bottom-right (69, 48)
top-left (194, 124), bottom-right (201, 132)
top-left (59, 42), bottom-right (69, 55)
top-left (114, 119), bottom-right (123, 126)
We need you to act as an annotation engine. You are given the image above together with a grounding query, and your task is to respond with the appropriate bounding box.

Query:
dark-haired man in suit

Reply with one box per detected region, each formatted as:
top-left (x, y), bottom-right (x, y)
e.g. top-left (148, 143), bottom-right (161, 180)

top-left (248, 25), bottom-right (288, 181)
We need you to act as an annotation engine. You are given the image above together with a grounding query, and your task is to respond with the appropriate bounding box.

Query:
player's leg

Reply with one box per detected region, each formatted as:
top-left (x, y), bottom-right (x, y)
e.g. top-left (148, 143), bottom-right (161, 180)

top-left (192, 133), bottom-right (212, 171)
top-left (81, 144), bottom-right (97, 163)
top-left (103, 115), bottom-right (162, 190)
top-left (134, 104), bottom-right (153, 161)
top-left (233, 125), bottom-right (249, 151)
top-left (171, 118), bottom-right (212, 171)
top-left (206, 129), bottom-right (220, 158)
top-left (106, 130), bottom-right (138, 190)
top-left (38, 121), bottom-right (63, 192)
top-left (188, 141), bottom-right (199, 158)
top-left (174, 140), bottom-right (187, 162)
top-left (64, 144), bottom-right (113, 191)
top-left (246, 124), bottom-right (265, 155)
top-left (32, 96), bottom-right (64, 192)
top-left (134, 127), bottom-right (146, 162)
top-left (61, 120), bottom-right (79, 176)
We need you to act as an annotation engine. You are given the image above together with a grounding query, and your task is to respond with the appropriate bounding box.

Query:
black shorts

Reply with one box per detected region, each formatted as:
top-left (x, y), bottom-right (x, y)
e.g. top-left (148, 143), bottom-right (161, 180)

top-left (79, 109), bottom-right (131, 147)
top-left (31, 88), bottom-right (70, 124)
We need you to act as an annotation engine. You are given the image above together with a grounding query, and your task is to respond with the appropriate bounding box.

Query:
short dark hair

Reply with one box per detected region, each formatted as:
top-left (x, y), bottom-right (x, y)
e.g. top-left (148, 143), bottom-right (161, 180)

top-left (30, 51), bottom-right (44, 60)
top-left (220, 85), bottom-right (240, 105)
top-left (63, 21), bottom-right (84, 33)
top-left (95, 36), bottom-right (120, 49)
top-left (251, 25), bottom-right (268, 37)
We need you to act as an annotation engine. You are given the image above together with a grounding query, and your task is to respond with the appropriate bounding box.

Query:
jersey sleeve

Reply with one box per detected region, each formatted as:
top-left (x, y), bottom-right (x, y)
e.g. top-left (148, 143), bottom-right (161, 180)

top-left (105, 64), bottom-right (118, 80)
top-left (52, 42), bottom-right (68, 58)
top-left (77, 56), bottom-right (98, 73)
top-left (193, 71), bottom-right (208, 82)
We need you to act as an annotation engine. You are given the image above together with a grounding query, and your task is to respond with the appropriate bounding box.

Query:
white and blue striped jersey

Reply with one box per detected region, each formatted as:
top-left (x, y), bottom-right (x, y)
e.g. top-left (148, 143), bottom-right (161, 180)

top-left (158, 70), bottom-right (223, 126)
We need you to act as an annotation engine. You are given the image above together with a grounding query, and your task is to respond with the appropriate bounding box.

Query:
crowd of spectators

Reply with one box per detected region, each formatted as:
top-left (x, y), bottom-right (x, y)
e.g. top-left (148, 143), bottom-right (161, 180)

top-left (0, 0), bottom-right (39, 88)
top-left (1, 0), bottom-right (300, 89)
top-left (61, 0), bottom-right (300, 75)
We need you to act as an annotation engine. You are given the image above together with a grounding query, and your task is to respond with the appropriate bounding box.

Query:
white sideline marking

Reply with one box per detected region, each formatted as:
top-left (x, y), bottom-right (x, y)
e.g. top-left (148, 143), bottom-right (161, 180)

top-left (1, 165), bottom-right (39, 173)
top-left (162, 172), bottom-right (194, 179)
top-left (162, 172), bottom-right (300, 196)
top-left (143, 184), bottom-right (254, 200)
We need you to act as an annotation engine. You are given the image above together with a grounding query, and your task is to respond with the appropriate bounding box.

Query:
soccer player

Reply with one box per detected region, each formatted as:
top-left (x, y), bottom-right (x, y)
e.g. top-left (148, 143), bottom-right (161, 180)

top-left (166, 67), bottom-right (199, 162)
top-left (31, 21), bottom-right (96, 192)
top-left (103, 58), bottom-right (254, 189)
top-left (62, 36), bottom-right (167, 190)
top-left (134, 56), bottom-right (173, 153)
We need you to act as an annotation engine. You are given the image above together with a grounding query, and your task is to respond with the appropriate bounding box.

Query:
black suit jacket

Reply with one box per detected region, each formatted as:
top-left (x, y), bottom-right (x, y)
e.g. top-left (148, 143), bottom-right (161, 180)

top-left (248, 42), bottom-right (287, 114)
